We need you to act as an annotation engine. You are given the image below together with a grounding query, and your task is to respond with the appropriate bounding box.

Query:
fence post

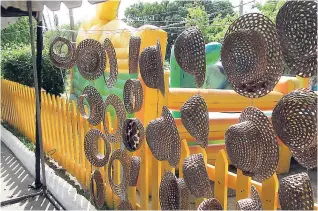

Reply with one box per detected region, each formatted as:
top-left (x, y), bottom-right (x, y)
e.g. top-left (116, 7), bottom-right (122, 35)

top-left (236, 169), bottom-right (251, 201)
top-left (214, 149), bottom-right (228, 210)
top-left (261, 173), bottom-right (278, 210)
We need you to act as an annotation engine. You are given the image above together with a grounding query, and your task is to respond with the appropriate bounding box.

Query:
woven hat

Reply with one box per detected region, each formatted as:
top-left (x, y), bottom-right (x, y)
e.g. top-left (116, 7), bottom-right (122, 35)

top-left (198, 198), bottom-right (223, 210)
top-left (182, 153), bottom-right (212, 198)
top-left (118, 200), bottom-right (133, 210)
top-left (174, 26), bottom-right (206, 88)
top-left (290, 145), bottom-right (317, 169)
top-left (49, 37), bottom-right (76, 69)
top-left (78, 85), bottom-right (104, 126)
top-left (223, 13), bottom-right (284, 98)
top-left (84, 129), bottom-right (111, 167)
top-left (139, 40), bottom-right (165, 96)
top-left (122, 118), bottom-right (145, 152)
top-left (180, 94), bottom-right (209, 148)
top-left (123, 79), bottom-right (143, 114)
top-left (103, 38), bottom-right (118, 88)
top-left (90, 170), bottom-right (105, 209)
top-left (177, 178), bottom-right (191, 210)
top-left (108, 149), bottom-right (131, 197)
top-left (103, 94), bottom-right (126, 143)
top-left (129, 36), bottom-right (141, 74)
top-left (276, 1), bottom-right (317, 77)
top-left (129, 156), bottom-right (140, 186)
top-left (225, 106), bottom-right (279, 182)
top-left (278, 172), bottom-right (314, 210)
top-left (76, 39), bottom-right (106, 80)
top-left (236, 186), bottom-right (263, 210)
top-left (146, 106), bottom-right (181, 167)
top-left (159, 171), bottom-right (180, 210)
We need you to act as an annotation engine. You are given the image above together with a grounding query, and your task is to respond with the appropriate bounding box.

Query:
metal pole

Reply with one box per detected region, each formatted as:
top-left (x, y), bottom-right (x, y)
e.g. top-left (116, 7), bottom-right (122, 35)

top-left (239, 0), bottom-right (244, 16)
top-left (69, 8), bottom-right (76, 42)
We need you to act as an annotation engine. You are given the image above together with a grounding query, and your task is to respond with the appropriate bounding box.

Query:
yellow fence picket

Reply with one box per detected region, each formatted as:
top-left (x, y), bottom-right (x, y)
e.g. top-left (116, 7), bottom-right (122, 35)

top-left (236, 169), bottom-right (251, 201)
top-left (261, 174), bottom-right (278, 210)
top-left (214, 150), bottom-right (228, 210)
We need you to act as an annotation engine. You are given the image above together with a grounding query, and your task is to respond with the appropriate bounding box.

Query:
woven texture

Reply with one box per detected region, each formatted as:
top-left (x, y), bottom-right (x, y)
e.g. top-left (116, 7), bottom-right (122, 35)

top-left (129, 156), bottom-right (140, 186)
top-left (123, 79), bottom-right (143, 114)
top-left (103, 38), bottom-right (118, 88)
top-left (49, 37), bottom-right (76, 69)
top-left (180, 94), bottom-right (209, 148)
top-left (118, 200), bottom-right (133, 210)
top-left (129, 36), bottom-right (141, 74)
top-left (279, 172), bottom-right (314, 210)
top-left (90, 170), bottom-right (105, 209)
top-left (198, 198), bottom-right (223, 210)
top-left (236, 186), bottom-right (263, 210)
top-left (225, 106), bottom-right (279, 182)
top-left (290, 145), bottom-right (317, 169)
top-left (159, 171), bottom-right (180, 210)
top-left (174, 26), bottom-right (206, 88)
top-left (177, 178), bottom-right (191, 210)
top-left (122, 118), bottom-right (145, 152)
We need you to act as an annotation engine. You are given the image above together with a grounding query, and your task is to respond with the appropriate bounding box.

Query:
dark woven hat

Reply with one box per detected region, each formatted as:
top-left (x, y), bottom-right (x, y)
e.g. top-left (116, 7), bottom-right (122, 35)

top-left (291, 145), bottom-right (317, 169)
top-left (122, 118), bottom-right (145, 152)
top-left (197, 198), bottom-right (223, 210)
top-left (84, 129), bottom-right (111, 167)
top-left (90, 170), bottom-right (105, 209)
top-left (236, 186), bottom-right (263, 210)
top-left (78, 85), bottom-right (104, 126)
top-left (139, 40), bottom-right (165, 96)
top-left (102, 38), bottom-right (118, 88)
top-left (279, 172), bottom-right (314, 210)
top-left (76, 39), bottom-right (106, 80)
top-left (177, 178), bottom-right (191, 210)
top-left (129, 36), bottom-right (141, 74)
top-left (123, 79), bottom-right (143, 114)
top-left (180, 94), bottom-right (209, 148)
top-left (146, 106), bottom-right (181, 167)
top-left (159, 171), bottom-right (180, 210)
top-left (225, 106), bottom-right (279, 182)
top-left (118, 200), bottom-right (133, 210)
top-left (223, 13), bottom-right (284, 98)
top-left (49, 37), bottom-right (76, 69)
top-left (129, 156), bottom-right (140, 186)
top-left (174, 26), bottom-right (206, 88)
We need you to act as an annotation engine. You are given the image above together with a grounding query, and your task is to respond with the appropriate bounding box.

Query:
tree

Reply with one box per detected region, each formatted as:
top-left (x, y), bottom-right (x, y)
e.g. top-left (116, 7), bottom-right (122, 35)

top-left (255, 0), bottom-right (286, 23)
top-left (207, 13), bottom-right (239, 42)
top-left (186, 6), bottom-right (210, 42)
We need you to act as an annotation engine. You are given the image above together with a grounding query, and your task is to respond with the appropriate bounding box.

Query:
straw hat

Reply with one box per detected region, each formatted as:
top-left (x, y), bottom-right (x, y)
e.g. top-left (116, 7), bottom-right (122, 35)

top-left (177, 178), bottom-right (191, 210)
top-left (90, 170), bottom-right (105, 209)
top-left (236, 186), bottom-right (263, 210)
top-left (139, 40), bottom-right (165, 96)
top-left (84, 129), bottom-right (111, 167)
top-left (76, 39), bottom-right (106, 80)
top-left (122, 118), bottom-right (145, 152)
top-left (123, 79), bottom-right (143, 114)
top-left (118, 200), bottom-right (133, 210)
top-left (49, 37), bottom-right (76, 69)
top-left (197, 198), bottom-right (223, 210)
top-left (78, 85), bottom-right (104, 126)
top-left (129, 36), bottom-right (141, 74)
top-left (103, 38), bottom-right (118, 88)
top-left (225, 106), bottom-right (279, 182)
top-left (103, 94), bottom-right (126, 143)
top-left (222, 13), bottom-right (284, 98)
top-left (159, 171), bottom-right (180, 210)
top-left (174, 26), bottom-right (206, 88)
top-left (290, 145), bottom-right (317, 169)
top-left (129, 156), bottom-right (140, 186)
top-left (146, 106), bottom-right (181, 167)
top-left (278, 172), bottom-right (314, 210)
top-left (180, 94), bottom-right (209, 148)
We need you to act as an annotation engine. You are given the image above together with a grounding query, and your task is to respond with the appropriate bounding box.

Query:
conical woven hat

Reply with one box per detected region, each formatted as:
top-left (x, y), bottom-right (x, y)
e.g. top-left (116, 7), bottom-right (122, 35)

top-left (90, 170), bottom-right (105, 209)
top-left (49, 37), bottom-right (76, 69)
top-left (123, 79), bottom-right (143, 114)
top-left (198, 198), bottom-right (223, 210)
top-left (159, 171), bottom-right (180, 210)
top-left (122, 118), bottom-right (145, 152)
top-left (236, 186), bottom-right (263, 210)
top-left (103, 38), bottom-right (118, 88)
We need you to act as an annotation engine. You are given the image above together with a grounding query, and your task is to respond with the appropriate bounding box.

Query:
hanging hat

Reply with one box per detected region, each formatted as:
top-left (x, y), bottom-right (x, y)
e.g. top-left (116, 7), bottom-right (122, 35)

top-left (159, 171), bottom-right (180, 210)
top-left (222, 13), bottom-right (284, 98)
top-left (103, 94), bottom-right (126, 143)
top-left (76, 39), bottom-right (106, 80)
top-left (118, 200), bottom-right (133, 210)
top-left (174, 26), bottom-right (206, 88)
top-left (278, 172), bottom-right (314, 210)
top-left (129, 156), bottom-right (141, 186)
top-left (139, 40), bottom-right (165, 95)
top-left (276, 1), bottom-right (317, 77)
top-left (177, 178), bottom-right (191, 210)
top-left (197, 198), bottom-right (223, 210)
top-left (146, 106), bottom-right (181, 167)
top-left (290, 145), bottom-right (317, 169)
top-left (84, 129), bottom-right (111, 167)
top-left (103, 38), bottom-right (118, 88)
top-left (90, 170), bottom-right (105, 209)
top-left (225, 106), bottom-right (279, 182)
top-left (78, 85), bottom-right (104, 126)
top-left (180, 94), bottom-right (209, 148)
top-left (129, 36), bottom-right (141, 74)
top-left (236, 186), bottom-right (263, 210)
top-left (122, 118), bottom-right (145, 152)
top-left (123, 79), bottom-right (143, 114)
top-left (182, 153), bottom-right (212, 198)
top-left (49, 37), bottom-right (76, 69)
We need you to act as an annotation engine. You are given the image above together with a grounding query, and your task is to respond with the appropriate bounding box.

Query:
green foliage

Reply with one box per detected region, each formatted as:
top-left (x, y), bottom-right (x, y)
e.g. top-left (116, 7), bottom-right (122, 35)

top-left (256, 0), bottom-right (286, 23)
top-left (186, 6), bottom-right (210, 42)
top-left (207, 13), bottom-right (239, 42)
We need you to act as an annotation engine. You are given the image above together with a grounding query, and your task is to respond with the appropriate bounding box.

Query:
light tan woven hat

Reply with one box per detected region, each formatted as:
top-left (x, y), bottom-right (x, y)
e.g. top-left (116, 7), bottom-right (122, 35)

top-left (197, 198), bottom-right (223, 210)
top-left (122, 118), bottom-right (145, 152)
top-left (123, 79), bottom-right (143, 114)
top-left (90, 170), bottom-right (105, 209)
top-left (129, 36), bottom-right (141, 74)
top-left (159, 171), bottom-right (180, 210)
top-left (49, 37), bottom-right (76, 69)
top-left (118, 200), bottom-right (133, 210)
top-left (103, 38), bottom-right (118, 88)
top-left (236, 186), bottom-right (263, 210)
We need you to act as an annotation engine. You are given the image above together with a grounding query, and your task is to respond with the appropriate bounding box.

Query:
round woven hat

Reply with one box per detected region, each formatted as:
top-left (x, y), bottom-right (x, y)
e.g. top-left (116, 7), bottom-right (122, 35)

top-left (78, 85), bottom-right (104, 126)
top-left (49, 37), bottom-right (76, 69)
top-left (197, 198), bottom-right (223, 210)
top-left (236, 186), bottom-right (263, 210)
top-left (122, 118), bottom-right (145, 152)
top-left (146, 106), bottom-right (181, 167)
top-left (103, 94), bottom-right (126, 143)
top-left (177, 178), bottom-right (191, 210)
top-left (180, 94), bottom-right (209, 148)
top-left (123, 79), bottom-right (143, 114)
top-left (129, 156), bottom-right (140, 186)
top-left (225, 106), bottom-right (279, 182)
top-left (139, 40), bottom-right (165, 96)
top-left (129, 36), bottom-right (141, 74)
top-left (174, 26), bottom-right (206, 88)
top-left (84, 129), bottom-right (111, 167)
top-left (159, 171), bottom-right (180, 210)
top-left (118, 200), bottom-right (133, 210)
top-left (90, 170), bottom-right (105, 209)
top-left (103, 38), bottom-right (118, 88)
top-left (76, 39), bottom-right (106, 80)
top-left (223, 13), bottom-right (284, 98)
top-left (182, 153), bottom-right (211, 198)
top-left (278, 172), bottom-right (314, 210)
top-left (290, 144), bottom-right (317, 169)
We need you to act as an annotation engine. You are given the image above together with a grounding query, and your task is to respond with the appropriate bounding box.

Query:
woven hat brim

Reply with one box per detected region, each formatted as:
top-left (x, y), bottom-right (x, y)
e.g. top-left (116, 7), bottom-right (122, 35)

top-left (236, 186), bottom-right (263, 210)
top-left (290, 145), bottom-right (317, 169)
top-left (159, 171), bottom-right (180, 210)
top-left (49, 37), bottom-right (76, 69)
top-left (197, 198), bottom-right (223, 210)
top-left (103, 38), bottom-right (118, 88)
top-left (90, 170), bottom-right (105, 209)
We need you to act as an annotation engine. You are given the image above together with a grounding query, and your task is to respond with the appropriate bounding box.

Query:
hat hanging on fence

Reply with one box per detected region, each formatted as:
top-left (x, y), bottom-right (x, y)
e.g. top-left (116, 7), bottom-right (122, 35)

top-left (49, 37), bottom-right (76, 69)
top-left (174, 26), bottom-right (206, 88)
top-left (146, 106), bottom-right (181, 167)
top-left (276, 1), bottom-right (317, 78)
top-left (108, 149), bottom-right (131, 197)
top-left (225, 106), bottom-right (279, 182)
top-left (118, 200), bottom-right (133, 210)
top-left (222, 13), bottom-right (284, 98)
top-left (177, 178), bottom-right (191, 210)
top-left (159, 171), bottom-right (180, 210)
top-left (129, 36), bottom-right (141, 74)
top-left (139, 40), bottom-right (165, 96)
top-left (103, 94), bottom-right (126, 143)
top-left (76, 39), bottom-right (106, 80)
top-left (123, 79), bottom-right (143, 114)
top-left (182, 153), bottom-right (212, 198)
top-left (90, 170), bottom-right (105, 209)
top-left (78, 85), bottom-right (104, 126)
top-left (236, 186), bottom-right (263, 210)
top-left (122, 118), bottom-right (145, 152)
top-left (84, 129), bottom-right (111, 167)
top-left (102, 38), bottom-right (118, 88)
top-left (129, 156), bottom-right (140, 186)
top-left (197, 198), bottom-right (223, 210)
top-left (180, 94), bottom-right (209, 148)
top-left (278, 172), bottom-right (314, 210)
